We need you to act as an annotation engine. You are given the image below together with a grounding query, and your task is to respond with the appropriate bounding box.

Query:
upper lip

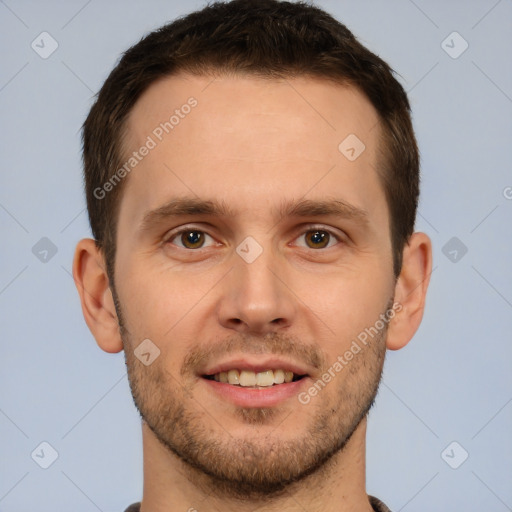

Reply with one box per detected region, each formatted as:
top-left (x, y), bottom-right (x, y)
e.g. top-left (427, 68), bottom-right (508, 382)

top-left (200, 356), bottom-right (313, 377)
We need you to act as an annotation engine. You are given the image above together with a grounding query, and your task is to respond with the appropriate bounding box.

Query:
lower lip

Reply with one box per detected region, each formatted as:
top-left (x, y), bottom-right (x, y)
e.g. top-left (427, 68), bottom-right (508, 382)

top-left (201, 377), bottom-right (310, 408)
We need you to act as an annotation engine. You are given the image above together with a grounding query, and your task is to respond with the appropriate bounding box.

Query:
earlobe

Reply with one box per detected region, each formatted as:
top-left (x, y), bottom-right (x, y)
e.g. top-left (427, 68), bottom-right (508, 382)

top-left (386, 232), bottom-right (432, 351)
top-left (72, 238), bottom-right (124, 353)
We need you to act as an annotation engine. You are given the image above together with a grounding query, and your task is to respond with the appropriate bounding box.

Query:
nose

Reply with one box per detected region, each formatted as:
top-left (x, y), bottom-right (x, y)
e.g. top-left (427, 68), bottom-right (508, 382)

top-left (216, 249), bottom-right (297, 335)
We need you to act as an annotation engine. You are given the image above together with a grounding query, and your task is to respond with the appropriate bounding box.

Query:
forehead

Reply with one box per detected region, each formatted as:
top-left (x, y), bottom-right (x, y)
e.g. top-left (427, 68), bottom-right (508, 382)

top-left (126, 72), bottom-right (380, 156)
top-left (119, 72), bottom-right (385, 226)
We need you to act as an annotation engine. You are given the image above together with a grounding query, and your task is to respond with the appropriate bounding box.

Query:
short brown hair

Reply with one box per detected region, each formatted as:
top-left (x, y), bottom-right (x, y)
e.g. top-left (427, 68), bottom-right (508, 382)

top-left (83, 0), bottom-right (419, 280)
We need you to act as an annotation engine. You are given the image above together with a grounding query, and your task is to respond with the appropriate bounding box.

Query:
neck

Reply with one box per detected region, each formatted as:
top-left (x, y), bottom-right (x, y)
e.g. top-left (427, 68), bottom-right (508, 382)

top-left (139, 417), bottom-right (374, 512)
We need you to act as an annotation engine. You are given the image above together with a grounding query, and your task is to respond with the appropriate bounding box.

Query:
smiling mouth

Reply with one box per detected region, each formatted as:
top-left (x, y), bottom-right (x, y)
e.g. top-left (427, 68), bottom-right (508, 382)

top-left (203, 369), bottom-right (307, 388)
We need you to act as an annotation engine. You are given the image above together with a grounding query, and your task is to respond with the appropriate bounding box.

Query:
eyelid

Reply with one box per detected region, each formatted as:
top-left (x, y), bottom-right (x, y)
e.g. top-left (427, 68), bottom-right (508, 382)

top-left (163, 223), bottom-right (346, 249)
top-left (290, 224), bottom-right (345, 247)
top-left (163, 224), bottom-right (219, 248)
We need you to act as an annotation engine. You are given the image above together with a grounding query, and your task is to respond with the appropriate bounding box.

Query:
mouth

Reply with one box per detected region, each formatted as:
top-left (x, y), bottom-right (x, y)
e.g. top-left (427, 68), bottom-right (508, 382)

top-left (198, 357), bottom-right (313, 407)
top-left (202, 368), bottom-right (308, 388)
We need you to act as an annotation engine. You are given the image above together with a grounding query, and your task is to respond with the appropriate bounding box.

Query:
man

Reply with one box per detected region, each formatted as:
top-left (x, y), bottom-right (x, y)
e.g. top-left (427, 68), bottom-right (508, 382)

top-left (73, 1), bottom-right (432, 510)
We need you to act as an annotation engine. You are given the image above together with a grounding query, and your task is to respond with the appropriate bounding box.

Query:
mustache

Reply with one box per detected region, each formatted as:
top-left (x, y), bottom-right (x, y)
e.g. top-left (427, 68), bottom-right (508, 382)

top-left (180, 332), bottom-right (326, 377)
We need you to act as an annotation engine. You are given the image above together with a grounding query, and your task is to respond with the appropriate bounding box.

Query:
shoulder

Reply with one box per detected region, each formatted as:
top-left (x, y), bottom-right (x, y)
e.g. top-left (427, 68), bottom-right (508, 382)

top-left (124, 503), bottom-right (141, 512)
top-left (369, 495), bottom-right (392, 512)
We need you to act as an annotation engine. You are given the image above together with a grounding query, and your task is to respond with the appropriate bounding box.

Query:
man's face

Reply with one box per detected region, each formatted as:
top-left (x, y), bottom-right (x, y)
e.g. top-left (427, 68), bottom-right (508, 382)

top-left (114, 74), bottom-right (396, 497)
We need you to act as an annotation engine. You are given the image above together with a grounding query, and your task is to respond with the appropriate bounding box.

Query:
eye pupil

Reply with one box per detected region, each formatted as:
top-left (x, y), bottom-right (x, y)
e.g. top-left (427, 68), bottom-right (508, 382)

top-left (306, 230), bottom-right (329, 249)
top-left (182, 230), bottom-right (204, 248)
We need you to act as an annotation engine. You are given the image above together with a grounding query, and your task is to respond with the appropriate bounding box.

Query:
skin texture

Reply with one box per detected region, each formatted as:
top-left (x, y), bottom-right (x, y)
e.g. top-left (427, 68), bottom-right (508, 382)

top-left (73, 73), bottom-right (432, 512)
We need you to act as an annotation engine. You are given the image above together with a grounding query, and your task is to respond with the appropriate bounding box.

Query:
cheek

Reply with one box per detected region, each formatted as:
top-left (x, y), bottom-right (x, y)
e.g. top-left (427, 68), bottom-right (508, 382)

top-left (293, 268), bottom-right (393, 353)
top-left (116, 259), bottom-right (220, 348)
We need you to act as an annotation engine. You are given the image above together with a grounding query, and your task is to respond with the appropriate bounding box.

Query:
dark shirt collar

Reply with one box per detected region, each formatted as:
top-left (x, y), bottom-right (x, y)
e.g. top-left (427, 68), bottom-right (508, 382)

top-left (125, 496), bottom-right (391, 512)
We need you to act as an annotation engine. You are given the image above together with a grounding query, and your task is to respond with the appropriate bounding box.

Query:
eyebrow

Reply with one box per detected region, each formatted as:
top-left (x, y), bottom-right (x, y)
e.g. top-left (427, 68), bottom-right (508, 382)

top-left (139, 196), bottom-right (369, 232)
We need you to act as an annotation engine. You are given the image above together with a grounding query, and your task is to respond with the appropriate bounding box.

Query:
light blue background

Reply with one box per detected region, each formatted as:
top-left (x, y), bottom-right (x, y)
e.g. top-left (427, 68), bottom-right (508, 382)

top-left (1, 1), bottom-right (511, 510)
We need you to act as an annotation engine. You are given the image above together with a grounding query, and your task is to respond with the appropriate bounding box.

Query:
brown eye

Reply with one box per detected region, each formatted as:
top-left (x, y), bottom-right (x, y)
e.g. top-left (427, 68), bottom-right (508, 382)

top-left (304, 230), bottom-right (330, 249)
top-left (180, 230), bottom-right (206, 249)
top-left (166, 227), bottom-right (218, 251)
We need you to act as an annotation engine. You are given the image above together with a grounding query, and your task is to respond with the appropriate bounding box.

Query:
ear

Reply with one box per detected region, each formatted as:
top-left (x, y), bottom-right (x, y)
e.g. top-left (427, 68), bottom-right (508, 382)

top-left (386, 232), bottom-right (432, 351)
top-left (72, 238), bottom-right (123, 353)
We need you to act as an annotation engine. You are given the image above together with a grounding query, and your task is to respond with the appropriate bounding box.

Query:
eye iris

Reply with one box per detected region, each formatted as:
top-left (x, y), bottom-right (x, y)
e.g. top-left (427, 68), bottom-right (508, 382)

top-left (181, 230), bottom-right (204, 249)
top-left (306, 230), bottom-right (329, 249)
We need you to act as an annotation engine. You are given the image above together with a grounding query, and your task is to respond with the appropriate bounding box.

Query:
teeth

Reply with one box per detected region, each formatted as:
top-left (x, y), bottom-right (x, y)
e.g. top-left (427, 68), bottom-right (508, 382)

top-left (274, 369), bottom-right (285, 384)
top-left (210, 369), bottom-right (301, 387)
top-left (239, 370), bottom-right (257, 386)
top-left (227, 369), bottom-right (240, 385)
top-left (256, 370), bottom-right (274, 387)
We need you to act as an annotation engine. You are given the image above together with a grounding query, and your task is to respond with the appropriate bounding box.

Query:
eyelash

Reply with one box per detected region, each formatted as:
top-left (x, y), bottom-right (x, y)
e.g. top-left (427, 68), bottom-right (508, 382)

top-left (164, 225), bottom-right (344, 250)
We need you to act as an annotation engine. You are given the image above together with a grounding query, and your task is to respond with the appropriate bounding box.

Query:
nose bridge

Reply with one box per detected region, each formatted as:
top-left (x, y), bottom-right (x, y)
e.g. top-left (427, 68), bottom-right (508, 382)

top-left (218, 240), bottom-right (296, 333)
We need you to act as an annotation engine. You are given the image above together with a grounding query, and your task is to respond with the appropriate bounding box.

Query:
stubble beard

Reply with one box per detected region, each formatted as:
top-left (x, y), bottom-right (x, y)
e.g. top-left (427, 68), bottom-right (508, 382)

top-left (117, 296), bottom-right (389, 500)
